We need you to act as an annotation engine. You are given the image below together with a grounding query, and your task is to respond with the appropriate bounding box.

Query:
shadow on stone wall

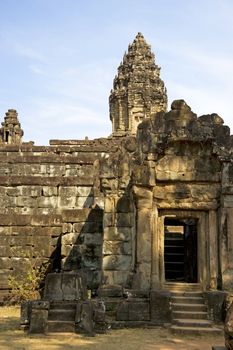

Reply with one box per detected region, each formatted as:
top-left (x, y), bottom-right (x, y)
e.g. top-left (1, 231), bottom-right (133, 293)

top-left (61, 203), bottom-right (104, 293)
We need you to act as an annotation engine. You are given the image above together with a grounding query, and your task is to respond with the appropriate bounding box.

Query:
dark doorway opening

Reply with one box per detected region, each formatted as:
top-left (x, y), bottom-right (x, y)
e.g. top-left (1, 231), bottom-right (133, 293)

top-left (164, 217), bottom-right (198, 283)
top-left (5, 131), bottom-right (9, 143)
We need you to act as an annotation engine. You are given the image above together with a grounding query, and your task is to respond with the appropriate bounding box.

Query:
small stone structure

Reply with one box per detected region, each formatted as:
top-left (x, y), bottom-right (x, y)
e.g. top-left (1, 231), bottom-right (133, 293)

top-left (21, 272), bottom-right (106, 334)
top-left (0, 33), bottom-right (233, 332)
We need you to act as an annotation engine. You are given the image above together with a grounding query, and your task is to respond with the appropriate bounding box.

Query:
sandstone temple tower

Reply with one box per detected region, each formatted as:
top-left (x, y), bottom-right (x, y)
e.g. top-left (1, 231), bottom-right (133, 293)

top-left (109, 32), bottom-right (167, 136)
top-left (0, 33), bottom-right (233, 334)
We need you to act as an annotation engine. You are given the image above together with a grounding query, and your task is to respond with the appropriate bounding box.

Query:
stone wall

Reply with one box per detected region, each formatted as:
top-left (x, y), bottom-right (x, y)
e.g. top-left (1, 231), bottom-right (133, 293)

top-left (0, 139), bottom-right (120, 300)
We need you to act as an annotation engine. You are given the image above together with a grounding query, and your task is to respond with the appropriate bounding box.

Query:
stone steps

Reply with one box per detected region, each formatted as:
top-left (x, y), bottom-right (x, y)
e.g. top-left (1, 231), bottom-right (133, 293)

top-left (171, 325), bottom-right (223, 335)
top-left (171, 296), bottom-right (204, 304)
top-left (163, 282), bottom-right (202, 291)
top-left (47, 301), bottom-right (77, 331)
top-left (48, 309), bottom-right (76, 321)
top-left (170, 291), bottom-right (222, 335)
top-left (172, 303), bottom-right (207, 312)
top-left (173, 318), bottom-right (212, 327)
top-left (47, 320), bottom-right (75, 333)
top-left (172, 310), bottom-right (208, 319)
top-left (49, 301), bottom-right (76, 310)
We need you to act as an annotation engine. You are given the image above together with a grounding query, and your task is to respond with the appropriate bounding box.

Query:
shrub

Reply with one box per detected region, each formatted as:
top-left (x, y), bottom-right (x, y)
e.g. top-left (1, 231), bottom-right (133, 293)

top-left (5, 253), bottom-right (49, 304)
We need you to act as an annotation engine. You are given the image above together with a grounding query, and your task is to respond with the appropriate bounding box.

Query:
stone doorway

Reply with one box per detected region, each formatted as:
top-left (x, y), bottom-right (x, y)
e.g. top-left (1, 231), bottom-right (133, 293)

top-left (164, 218), bottom-right (198, 283)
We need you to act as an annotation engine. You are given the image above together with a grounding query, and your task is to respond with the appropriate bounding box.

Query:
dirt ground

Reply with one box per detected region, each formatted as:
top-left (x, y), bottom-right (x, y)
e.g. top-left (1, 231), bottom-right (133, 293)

top-left (0, 306), bottom-right (225, 350)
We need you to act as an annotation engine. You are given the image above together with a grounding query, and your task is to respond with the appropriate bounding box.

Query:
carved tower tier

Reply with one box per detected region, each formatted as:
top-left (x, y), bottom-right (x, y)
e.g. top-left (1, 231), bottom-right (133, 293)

top-left (0, 109), bottom-right (24, 144)
top-left (109, 32), bottom-right (167, 136)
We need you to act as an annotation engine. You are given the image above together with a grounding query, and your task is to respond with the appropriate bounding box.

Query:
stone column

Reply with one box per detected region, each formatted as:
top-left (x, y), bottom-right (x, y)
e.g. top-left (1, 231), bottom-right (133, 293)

top-left (151, 206), bottom-right (160, 289)
top-left (132, 186), bottom-right (153, 291)
top-left (208, 210), bottom-right (218, 290)
top-left (198, 212), bottom-right (208, 289)
top-left (219, 162), bottom-right (233, 291)
top-left (220, 205), bottom-right (233, 291)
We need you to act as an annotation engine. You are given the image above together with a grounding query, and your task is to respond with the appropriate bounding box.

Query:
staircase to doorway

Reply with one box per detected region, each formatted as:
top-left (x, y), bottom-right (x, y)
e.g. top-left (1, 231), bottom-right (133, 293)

top-left (169, 289), bottom-right (222, 334)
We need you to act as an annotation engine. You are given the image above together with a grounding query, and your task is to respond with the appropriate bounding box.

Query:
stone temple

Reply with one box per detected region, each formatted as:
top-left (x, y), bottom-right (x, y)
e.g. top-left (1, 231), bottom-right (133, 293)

top-left (0, 33), bottom-right (233, 334)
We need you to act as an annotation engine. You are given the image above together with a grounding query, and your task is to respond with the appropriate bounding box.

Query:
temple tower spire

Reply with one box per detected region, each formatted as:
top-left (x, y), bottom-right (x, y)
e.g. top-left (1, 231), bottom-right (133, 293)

top-left (0, 109), bottom-right (24, 144)
top-left (109, 32), bottom-right (167, 136)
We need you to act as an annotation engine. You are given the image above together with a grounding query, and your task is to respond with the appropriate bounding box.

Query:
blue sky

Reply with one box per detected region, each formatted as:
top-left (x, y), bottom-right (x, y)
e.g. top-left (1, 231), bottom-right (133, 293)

top-left (0, 0), bottom-right (232, 145)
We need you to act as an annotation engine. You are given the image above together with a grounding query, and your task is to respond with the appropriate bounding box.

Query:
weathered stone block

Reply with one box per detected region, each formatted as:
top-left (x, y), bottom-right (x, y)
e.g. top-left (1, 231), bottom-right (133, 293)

top-left (104, 196), bottom-right (115, 213)
top-left (0, 257), bottom-right (11, 269)
top-left (62, 223), bottom-right (73, 233)
top-left (37, 196), bottom-right (57, 208)
top-left (225, 300), bottom-right (233, 350)
top-left (103, 213), bottom-right (114, 227)
top-left (44, 273), bottom-right (63, 300)
top-left (132, 264), bottom-right (151, 291)
top-left (76, 186), bottom-right (93, 196)
top-left (222, 195), bottom-right (233, 208)
top-left (21, 186), bottom-right (42, 197)
top-left (44, 272), bottom-right (87, 301)
top-left (62, 209), bottom-right (103, 223)
top-left (28, 308), bottom-right (48, 334)
top-left (11, 257), bottom-right (32, 272)
top-left (93, 300), bottom-right (105, 322)
top-left (80, 233), bottom-right (103, 245)
top-left (104, 227), bottom-right (132, 241)
top-left (103, 271), bottom-right (131, 286)
top-left (116, 301), bottom-right (129, 320)
top-left (42, 186), bottom-right (58, 196)
top-left (94, 196), bottom-right (105, 210)
top-left (82, 256), bottom-right (101, 269)
top-left (31, 237), bottom-right (53, 257)
top-left (133, 186), bottom-right (153, 209)
top-left (203, 291), bottom-right (227, 322)
top-left (58, 196), bottom-right (76, 208)
top-left (73, 221), bottom-right (103, 233)
top-left (103, 255), bottom-right (131, 270)
top-left (128, 301), bottom-right (150, 321)
top-left (150, 291), bottom-right (171, 324)
top-left (35, 226), bottom-right (62, 237)
top-left (16, 197), bottom-right (37, 207)
top-left (103, 241), bottom-right (131, 255)
top-left (82, 269), bottom-right (102, 289)
top-left (0, 226), bottom-right (10, 235)
top-left (222, 269), bottom-right (233, 291)
top-left (59, 186), bottom-right (77, 197)
top-left (98, 284), bottom-right (123, 297)
top-left (1, 245), bottom-right (34, 258)
top-left (116, 213), bottom-right (133, 227)
top-left (116, 196), bottom-right (132, 213)
top-left (62, 232), bottom-right (80, 245)
top-left (7, 187), bottom-right (21, 196)
top-left (153, 186), bottom-right (166, 199)
top-left (21, 301), bottom-right (32, 325)
top-left (76, 196), bottom-right (94, 209)
top-left (31, 214), bottom-right (62, 226)
top-left (75, 301), bottom-right (94, 336)
top-left (62, 273), bottom-right (87, 300)
top-left (61, 243), bottom-right (78, 257)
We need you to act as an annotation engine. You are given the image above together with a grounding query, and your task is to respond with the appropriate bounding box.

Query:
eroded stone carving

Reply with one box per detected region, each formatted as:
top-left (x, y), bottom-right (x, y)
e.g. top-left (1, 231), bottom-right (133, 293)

top-left (0, 109), bottom-right (24, 144)
top-left (110, 32), bottom-right (167, 136)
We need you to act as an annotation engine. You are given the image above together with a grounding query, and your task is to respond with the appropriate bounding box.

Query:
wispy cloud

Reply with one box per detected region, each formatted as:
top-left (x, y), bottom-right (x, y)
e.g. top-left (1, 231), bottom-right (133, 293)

top-left (14, 44), bottom-right (46, 62)
top-left (28, 64), bottom-right (47, 76)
